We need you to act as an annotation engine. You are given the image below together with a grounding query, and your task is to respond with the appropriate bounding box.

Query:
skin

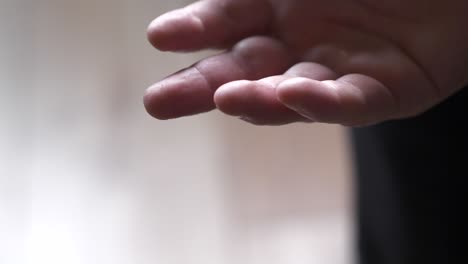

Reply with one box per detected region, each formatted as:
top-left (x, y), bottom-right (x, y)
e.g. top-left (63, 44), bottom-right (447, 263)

top-left (144, 0), bottom-right (468, 126)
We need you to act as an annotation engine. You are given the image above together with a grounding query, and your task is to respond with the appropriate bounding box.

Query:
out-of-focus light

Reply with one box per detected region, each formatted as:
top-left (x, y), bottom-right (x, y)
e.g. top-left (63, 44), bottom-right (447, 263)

top-left (27, 223), bottom-right (81, 264)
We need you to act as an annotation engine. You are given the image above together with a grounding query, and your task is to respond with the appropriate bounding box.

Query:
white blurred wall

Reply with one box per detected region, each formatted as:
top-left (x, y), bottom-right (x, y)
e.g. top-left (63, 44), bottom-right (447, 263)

top-left (0, 0), bottom-right (353, 264)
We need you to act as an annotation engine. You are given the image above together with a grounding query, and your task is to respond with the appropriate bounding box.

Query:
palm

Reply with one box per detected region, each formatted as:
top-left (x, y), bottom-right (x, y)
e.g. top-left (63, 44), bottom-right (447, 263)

top-left (144, 0), bottom-right (468, 126)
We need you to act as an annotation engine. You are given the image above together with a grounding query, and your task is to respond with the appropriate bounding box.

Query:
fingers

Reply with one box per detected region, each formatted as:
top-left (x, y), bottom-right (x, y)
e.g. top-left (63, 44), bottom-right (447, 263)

top-left (213, 77), bottom-right (308, 125)
top-left (146, 47), bottom-right (399, 126)
top-left (276, 73), bottom-right (399, 126)
top-left (147, 0), bottom-right (272, 52)
top-left (144, 37), bottom-right (293, 120)
top-left (214, 62), bottom-right (339, 125)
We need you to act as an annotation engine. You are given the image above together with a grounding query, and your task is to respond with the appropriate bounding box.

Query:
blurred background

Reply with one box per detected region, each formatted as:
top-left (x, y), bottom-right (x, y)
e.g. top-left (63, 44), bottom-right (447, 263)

top-left (0, 0), bottom-right (353, 263)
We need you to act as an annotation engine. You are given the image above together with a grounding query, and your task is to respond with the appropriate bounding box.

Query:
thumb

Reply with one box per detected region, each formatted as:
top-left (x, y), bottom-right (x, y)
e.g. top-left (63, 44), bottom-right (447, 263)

top-left (147, 0), bottom-right (272, 52)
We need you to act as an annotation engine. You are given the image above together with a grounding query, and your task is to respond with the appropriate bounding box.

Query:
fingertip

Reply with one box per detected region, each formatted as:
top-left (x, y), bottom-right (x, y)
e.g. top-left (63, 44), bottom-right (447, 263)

top-left (147, 10), bottom-right (205, 51)
top-left (143, 84), bottom-right (171, 120)
top-left (143, 70), bottom-right (216, 120)
top-left (147, 17), bottom-right (168, 51)
top-left (214, 80), bottom-right (252, 116)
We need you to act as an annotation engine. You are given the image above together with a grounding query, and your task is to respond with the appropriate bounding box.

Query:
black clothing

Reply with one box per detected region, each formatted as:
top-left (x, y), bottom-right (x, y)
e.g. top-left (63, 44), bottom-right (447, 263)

top-left (352, 87), bottom-right (467, 264)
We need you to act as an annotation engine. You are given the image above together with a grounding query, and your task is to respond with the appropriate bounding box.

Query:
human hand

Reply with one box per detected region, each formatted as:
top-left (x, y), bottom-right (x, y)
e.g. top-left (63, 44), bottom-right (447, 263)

top-left (144, 0), bottom-right (468, 126)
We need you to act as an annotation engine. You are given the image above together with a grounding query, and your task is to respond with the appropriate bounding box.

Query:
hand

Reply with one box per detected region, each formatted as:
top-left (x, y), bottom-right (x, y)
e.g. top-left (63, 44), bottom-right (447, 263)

top-left (144, 0), bottom-right (468, 126)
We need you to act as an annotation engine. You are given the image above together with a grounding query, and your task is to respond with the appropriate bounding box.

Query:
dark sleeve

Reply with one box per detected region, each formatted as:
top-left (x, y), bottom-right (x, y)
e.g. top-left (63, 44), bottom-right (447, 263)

top-left (351, 87), bottom-right (467, 264)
